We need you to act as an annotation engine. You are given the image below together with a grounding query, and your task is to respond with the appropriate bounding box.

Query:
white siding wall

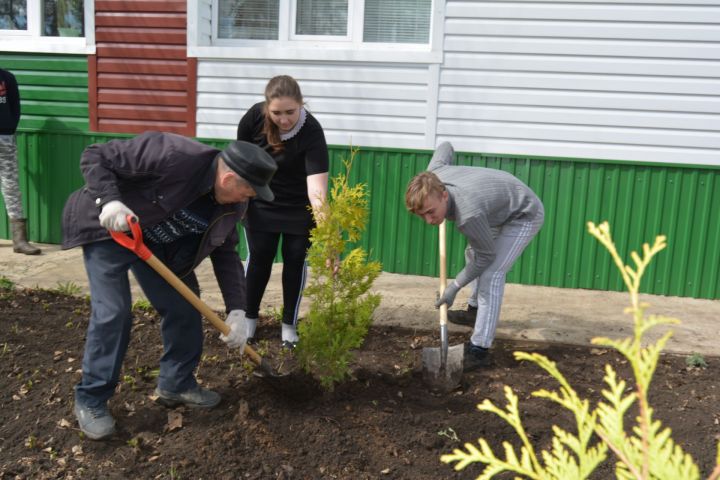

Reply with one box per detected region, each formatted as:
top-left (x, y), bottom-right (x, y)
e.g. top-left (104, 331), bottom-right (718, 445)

top-left (193, 0), bottom-right (720, 165)
top-left (437, 0), bottom-right (720, 165)
top-left (196, 60), bottom-right (431, 148)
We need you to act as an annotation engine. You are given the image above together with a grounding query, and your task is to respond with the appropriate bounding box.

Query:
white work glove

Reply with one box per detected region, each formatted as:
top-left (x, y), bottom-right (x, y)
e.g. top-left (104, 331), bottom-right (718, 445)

top-left (435, 280), bottom-right (461, 309)
top-left (99, 200), bottom-right (136, 232)
top-left (220, 309), bottom-right (248, 350)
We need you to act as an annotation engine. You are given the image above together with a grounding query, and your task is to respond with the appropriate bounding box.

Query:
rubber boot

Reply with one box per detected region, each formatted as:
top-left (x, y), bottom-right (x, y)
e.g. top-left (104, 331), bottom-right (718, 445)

top-left (11, 219), bottom-right (41, 255)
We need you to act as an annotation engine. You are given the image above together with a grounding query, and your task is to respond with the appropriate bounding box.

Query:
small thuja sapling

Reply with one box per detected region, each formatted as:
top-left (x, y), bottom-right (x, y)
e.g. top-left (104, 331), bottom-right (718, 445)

top-left (441, 221), bottom-right (720, 480)
top-left (295, 148), bottom-right (382, 391)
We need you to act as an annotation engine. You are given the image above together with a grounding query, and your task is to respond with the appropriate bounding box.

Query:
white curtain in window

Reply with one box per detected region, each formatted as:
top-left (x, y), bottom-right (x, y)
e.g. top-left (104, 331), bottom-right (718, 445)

top-left (296, 0), bottom-right (347, 36)
top-left (218, 0), bottom-right (279, 40)
top-left (363, 0), bottom-right (431, 44)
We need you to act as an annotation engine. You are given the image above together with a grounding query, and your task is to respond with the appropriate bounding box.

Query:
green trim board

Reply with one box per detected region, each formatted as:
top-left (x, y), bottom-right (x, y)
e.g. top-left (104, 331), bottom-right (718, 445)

top-left (2, 131), bottom-right (718, 299)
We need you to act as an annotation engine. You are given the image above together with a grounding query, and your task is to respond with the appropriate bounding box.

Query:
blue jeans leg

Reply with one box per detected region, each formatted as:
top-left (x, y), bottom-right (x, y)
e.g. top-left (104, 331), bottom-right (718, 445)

top-left (75, 240), bottom-right (136, 408)
top-left (130, 259), bottom-right (203, 394)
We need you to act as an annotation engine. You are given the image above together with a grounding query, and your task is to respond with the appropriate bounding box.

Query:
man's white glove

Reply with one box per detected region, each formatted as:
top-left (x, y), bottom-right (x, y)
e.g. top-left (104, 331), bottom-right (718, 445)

top-left (435, 280), bottom-right (461, 309)
top-left (99, 200), bottom-right (136, 232)
top-left (220, 309), bottom-right (248, 350)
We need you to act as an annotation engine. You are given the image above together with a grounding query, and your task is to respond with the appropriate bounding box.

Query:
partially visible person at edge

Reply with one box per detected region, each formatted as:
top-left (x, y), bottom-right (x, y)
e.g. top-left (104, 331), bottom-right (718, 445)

top-left (0, 68), bottom-right (40, 255)
top-left (236, 75), bottom-right (329, 350)
top-left (61, 131), bottom-right (277, 440)
top-left (405, 142), bottom-right (544, 371)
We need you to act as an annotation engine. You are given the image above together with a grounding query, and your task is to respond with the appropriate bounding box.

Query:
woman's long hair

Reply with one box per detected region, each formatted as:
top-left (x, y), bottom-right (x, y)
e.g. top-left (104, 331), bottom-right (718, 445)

top-left (262, 75), bottom-right (304, 153)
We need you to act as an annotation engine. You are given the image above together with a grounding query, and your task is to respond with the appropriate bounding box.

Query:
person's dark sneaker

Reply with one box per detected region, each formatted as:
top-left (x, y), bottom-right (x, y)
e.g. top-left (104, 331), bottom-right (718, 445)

top-left (448, 305), bottom-right (478, 327)
top-left (74, 402), bottom-right (116, 440)
top-left (281, 340), bottom-right (297, 350)
top-left (154, 385), bottom-right (221, 409)
top-left (246, 337), bottom-right (257, 346)
top-left (464, 342), bottom-right (491, 371)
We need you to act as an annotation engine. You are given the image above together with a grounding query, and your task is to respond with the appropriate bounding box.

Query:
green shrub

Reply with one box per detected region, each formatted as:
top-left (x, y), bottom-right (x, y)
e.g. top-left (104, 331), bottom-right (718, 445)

top-left (296, 148), bottom-right (382, 391)
top-left (54, 281), bottom-right (82, 296)
top-left (0, 276), bottom-right (15, 290)
top-left (441, 221), bottom-right (720, 479)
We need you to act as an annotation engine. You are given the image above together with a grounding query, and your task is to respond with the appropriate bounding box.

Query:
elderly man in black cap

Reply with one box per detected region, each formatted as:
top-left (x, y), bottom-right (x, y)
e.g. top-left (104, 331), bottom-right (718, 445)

top-left (62, 131), bottom-right (277, 440)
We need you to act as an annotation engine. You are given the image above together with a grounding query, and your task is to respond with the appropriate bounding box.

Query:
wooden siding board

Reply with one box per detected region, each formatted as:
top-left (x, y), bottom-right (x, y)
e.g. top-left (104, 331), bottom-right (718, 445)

top-left (98, 74), bottom-right (188, 91)
top-left (95, 12), bottom-right (186, 28)
top-left (98, 104), bottom-right (187, 121)
top-left (98, 89), bottom-right (188, 106)
top-left (96, 44), bottom-right (187, 59)
top-left (96, 27), bottom-right (186, 44)
top-left (97, 58), bottom-right (188, 75)
top-left (95, 1), bottom-right (186, 13)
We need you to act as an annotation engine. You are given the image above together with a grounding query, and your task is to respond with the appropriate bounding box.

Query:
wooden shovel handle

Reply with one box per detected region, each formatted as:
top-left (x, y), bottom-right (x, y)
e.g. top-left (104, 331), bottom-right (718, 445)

top-left (110, 216), bottom-right (263, 365)
top-left (439, 220), bottom-right (448, 327)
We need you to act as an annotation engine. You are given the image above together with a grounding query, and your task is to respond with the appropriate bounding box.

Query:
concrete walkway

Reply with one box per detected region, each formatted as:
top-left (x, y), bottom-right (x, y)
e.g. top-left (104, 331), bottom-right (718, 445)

top-left (1, 239), bottom-right (718, 357)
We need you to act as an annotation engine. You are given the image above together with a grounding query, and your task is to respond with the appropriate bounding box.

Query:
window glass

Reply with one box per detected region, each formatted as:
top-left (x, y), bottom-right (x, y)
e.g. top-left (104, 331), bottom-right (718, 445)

top-left (296, 0), bottom-right (347, 36)
top-left (43, 0), bottom-right (84, 37)
top-left (363, 0), bottom-right (431, 44)
top-left (219, 0), bottom-right (279, 40)
top-left (0, 0), bottom-right (27, 30)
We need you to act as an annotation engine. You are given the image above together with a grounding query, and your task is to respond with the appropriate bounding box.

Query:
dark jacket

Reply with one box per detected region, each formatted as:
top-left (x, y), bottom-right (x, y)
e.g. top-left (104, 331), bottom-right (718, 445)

top-left (62, 131), bottom-right (247, 311)
top-left (0, 68), bottom-right (21, 135)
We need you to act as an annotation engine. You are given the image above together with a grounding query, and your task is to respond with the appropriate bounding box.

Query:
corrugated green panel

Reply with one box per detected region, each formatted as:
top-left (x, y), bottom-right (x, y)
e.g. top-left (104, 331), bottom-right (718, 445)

top-left (0, 52), bottom-right (89, 132)
top-left (4, 130), bottom-right (720, 299)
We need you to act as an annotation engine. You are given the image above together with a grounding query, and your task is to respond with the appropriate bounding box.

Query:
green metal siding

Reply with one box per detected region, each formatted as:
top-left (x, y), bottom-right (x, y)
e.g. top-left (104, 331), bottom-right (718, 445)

top-left (0, 53), bottom-right (89, 131)
top-left (3, 130), bottom-right (719, 299)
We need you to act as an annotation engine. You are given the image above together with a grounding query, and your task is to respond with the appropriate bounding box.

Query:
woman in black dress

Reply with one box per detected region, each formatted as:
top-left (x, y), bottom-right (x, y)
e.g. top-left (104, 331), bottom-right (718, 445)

top-left (237, 75), bottom-right (329, 348)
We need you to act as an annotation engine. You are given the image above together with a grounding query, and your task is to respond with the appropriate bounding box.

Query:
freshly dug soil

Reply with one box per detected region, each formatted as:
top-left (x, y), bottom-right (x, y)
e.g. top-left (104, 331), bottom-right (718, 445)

top-left (1, 288), bottom-right (718, 479)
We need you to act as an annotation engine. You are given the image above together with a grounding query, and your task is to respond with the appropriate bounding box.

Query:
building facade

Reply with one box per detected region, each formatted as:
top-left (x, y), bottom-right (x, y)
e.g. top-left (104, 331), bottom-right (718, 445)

top-left (1, 0), bottom-right (719, 298)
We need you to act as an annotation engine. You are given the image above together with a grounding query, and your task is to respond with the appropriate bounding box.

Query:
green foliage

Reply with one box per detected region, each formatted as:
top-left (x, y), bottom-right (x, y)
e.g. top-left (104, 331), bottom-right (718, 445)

top-left (0, 276), bottom-right (15, 290)
top-left (54, 281), bottom-right (82, 296)
top-left (296, 148), bottom-right (382, 391)
top-left (441, 221), bottom-right (720, 479)
top-left (132, 298), bottom-right (154, 313)
top-left (686, 353), bottom-right (708, 369)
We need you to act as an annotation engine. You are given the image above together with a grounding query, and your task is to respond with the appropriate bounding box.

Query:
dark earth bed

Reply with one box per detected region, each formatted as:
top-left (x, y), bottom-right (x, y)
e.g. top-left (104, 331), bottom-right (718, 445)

top-left (1, 288), bottom-right (718, 479)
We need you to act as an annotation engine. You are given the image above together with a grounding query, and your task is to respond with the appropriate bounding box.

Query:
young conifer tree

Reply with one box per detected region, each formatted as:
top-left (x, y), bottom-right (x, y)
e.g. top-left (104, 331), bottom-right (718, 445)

top-left (296, 148), bottom-right (382, 391)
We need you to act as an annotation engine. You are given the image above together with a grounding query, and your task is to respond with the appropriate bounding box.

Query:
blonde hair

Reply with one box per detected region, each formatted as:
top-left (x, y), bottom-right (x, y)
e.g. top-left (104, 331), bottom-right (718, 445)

top-left (262, 75), bottom-right (304, 153)
top-left (405, 171), bottom-right (446, 213)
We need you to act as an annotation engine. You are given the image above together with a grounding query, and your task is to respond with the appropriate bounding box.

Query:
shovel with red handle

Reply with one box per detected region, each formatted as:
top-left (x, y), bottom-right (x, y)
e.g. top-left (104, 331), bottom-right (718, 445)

top-left (109, 215), bottom-right (282, 378)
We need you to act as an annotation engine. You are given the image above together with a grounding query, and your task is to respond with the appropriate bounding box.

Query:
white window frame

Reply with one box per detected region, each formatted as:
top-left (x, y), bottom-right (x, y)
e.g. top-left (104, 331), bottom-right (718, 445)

top-left (0, 0), bottom-right (95, 54)
top-left (198, 0), bottom-right (443, 64)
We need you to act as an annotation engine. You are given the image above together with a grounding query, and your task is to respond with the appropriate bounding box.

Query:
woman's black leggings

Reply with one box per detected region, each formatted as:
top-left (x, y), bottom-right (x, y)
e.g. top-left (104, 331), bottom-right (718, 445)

top-left (244, 229), bottom-right (311, 325)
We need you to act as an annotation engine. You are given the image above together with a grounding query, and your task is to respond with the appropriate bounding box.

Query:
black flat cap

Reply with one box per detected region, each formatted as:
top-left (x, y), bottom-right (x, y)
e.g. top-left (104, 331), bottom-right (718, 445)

top-left (220, 141), bottom-right (277, 201)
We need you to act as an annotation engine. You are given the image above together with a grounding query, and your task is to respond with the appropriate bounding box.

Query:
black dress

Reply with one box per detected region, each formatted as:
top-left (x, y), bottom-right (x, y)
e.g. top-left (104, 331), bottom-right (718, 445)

top-left (236, 102), bottom-right (329, 235)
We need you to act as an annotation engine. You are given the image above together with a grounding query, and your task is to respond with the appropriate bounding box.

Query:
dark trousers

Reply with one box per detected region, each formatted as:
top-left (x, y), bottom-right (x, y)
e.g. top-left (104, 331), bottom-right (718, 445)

top-left (75, 239), bottom-right (203, 408)
top-left (244, 229), bottom-right (310, 325)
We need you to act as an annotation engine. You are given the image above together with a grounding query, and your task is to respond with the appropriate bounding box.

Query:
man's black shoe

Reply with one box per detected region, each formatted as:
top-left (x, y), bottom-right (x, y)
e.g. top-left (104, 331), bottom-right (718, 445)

top-left (464, 342), bottom-right (491, 371)
top-left (448, 305), bottom-right (478, 327)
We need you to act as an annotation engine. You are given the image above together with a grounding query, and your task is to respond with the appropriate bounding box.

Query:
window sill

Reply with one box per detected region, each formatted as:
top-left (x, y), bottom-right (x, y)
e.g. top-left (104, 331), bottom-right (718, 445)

top-left (0, 36), bottom-right (95, 55)
top-left (189, 45), bottom-right (442, 64)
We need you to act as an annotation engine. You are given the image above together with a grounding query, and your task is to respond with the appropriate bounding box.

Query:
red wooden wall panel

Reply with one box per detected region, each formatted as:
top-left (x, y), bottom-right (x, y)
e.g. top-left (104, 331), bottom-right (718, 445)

top-left (89, 0), bottom-right (196, 136)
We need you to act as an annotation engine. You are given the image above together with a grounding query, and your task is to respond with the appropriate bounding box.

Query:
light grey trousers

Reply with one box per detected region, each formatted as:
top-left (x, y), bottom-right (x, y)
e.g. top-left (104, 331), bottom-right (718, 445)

top-left (0, 135), bottom-right (24, 220)
top-left (465, 211), bottom-right (544, 348)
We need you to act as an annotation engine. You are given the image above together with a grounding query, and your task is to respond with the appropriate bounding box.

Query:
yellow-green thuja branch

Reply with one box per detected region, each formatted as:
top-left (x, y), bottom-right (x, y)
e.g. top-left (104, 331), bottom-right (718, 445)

top-left (441, 386), bottom-right (545, 479)
top-left (587, 221), bottom-right (678, 479)
top-left (441, 220), bottom-right (719, 479)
